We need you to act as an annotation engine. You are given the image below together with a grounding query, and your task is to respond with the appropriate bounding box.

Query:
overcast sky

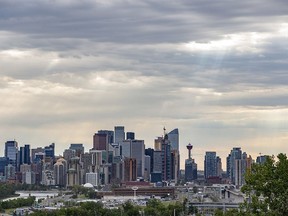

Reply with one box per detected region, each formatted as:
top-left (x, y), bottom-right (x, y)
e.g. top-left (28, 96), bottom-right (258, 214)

top-left (0, 0), bottom-right (288, 169)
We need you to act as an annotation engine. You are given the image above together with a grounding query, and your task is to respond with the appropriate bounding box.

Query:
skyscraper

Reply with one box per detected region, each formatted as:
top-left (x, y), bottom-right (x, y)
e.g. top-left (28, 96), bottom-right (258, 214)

top-left (54, 158), bottom-right (67, 187)
top-left (167, 128), bottom-right (180, 182)
top-left (167, 128), bottom-right (179, 151)
top-left (126, 132), bottom-right (135, 140)
top-left (161, 130), bottom-right (172, 181)
top-left (114, 126), bottom-right (125, 143)
top-left (69, 144), bottom-right (84, 157)
top-left (5, 141), bottom-right (18, 168)
top-left (93, 133), bottom-right (108, 151)
top-left (44, 143), bottom-right (55, 159)
top-left (204, 151), bottom-right (217, 179)
top-left (145, 148), bottom-right (154, 173)
top-left (226, 147), bottom-right (242, 184)
top-left (131, 140), bottom-right (145, 177)
top-left (98, 130), bottom-right (114, 144)
top-left (19, 144), bottom-right (31, 165)
top-left (124, 158), bottom-right (136, 182)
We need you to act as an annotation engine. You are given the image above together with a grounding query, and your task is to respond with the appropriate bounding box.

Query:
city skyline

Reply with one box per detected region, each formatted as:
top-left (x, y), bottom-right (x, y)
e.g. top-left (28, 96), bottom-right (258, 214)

top-left (1, 1), bottom-right (288, 170)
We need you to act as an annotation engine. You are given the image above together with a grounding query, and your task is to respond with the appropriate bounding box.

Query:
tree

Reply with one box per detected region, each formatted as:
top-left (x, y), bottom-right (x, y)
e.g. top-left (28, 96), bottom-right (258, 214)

top-left (241, 153), bottom-right (288, 215)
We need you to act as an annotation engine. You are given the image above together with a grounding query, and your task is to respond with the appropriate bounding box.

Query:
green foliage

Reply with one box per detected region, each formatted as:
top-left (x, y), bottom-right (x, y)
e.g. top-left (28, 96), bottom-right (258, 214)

top-left (242, 153), bottom-right (288, 215)
top-left (14, 183), bottom-right (51, 191)
top-left (0, 196), bottom-right (35, 210)
top-left (0, 183), bottom-right (16, 199)
top-left (30, 199), bottom-right (187, 216)
top-left (144, 199), bottom-right (184, 216)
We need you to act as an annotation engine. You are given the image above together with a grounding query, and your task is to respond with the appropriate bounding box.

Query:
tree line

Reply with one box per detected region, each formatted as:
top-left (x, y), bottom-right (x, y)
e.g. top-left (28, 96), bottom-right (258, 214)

top-left (30, 199), bottom-right (186, 216)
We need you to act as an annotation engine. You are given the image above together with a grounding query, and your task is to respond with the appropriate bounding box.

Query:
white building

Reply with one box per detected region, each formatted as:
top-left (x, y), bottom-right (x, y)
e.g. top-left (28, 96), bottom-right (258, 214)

top-left (86, 172), bottom-right (98, 186)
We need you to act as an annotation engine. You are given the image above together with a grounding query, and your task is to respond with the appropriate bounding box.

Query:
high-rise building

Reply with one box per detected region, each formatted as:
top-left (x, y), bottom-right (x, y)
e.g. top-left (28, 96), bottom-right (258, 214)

top-left (54, 158), bottom-right (67, 187)
top-left (144, 155), bottom-right (151, 181)
top-left (98, 130), bottom-right (114, 144)
top-left (161, 131), bottom-right (172, 181)
top-left (154, 137), bottom-right (162, 151)
top-left (19, 144), bottom-right (31, 166)
top-left (256, 155), bottom-right (268, 164)
top-left (145, 148), bottom-right (154, 173)
top-left (185, 144), bottom-right (197, 182)
top-left (93, 133), bottom-right (108, 151)
top-left (114, 126), bottom-right (125, 143)
top-left (86, 172), bottom-right (98, 186)
top-left (226, 147), bottom-right (242, 184)
top-left (227, 148), bottom-right (252, 187)
top-left (31, 147), bottom-right (44, 163)
top-left (120, 140), bottom-right (132, 158)
top-left (67, 157), bottom-right (81, 187)
top-left (5, 141), bottom-right (18, 168)
top-left (167, 128), bottom-right (180, 182)
top-left (126, 132), bottom-right (135, 140)
top-left (124, 158), bottom-right (136, 182)
top-left (69, 144), bottom-right (84, 157)
top-left (0, 157), bottom-right (9, 176)
top-left (131, 140), bottom-right (145, 177)
top-left (63, 149), bottom-right (76, 162)
top-left (22, 171), bottom-right (36, 184)
top-left (204, 151), bottom-right (218, 179)
top-left (153, 151), bottom-right (162, 173)
top-left (167, 128), bottom-right (179, 151)
top-left (44, 143), bottom-right (55, 160)
top-left (5, 164), bottom-right (16, 180)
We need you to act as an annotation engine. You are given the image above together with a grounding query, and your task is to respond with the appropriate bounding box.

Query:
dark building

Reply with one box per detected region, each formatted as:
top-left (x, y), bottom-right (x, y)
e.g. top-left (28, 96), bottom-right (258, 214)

top-left (44, 143), bottom-right (55, 159)
top-left (98, 130), bottom-right (114, 144)
top-left (256, 155), bottom-right (268, 164)
top-left (19, 144), bottom-right (31, 165)
top-left (126, 132), bottom-right (135, 140)
top-left (0, 157), bottom-right (9, 176)
top-left (151, 172), bottom-right (162, 183)
top-left (69, 144), bottom-right (84, 157)
top-left (161, 130), bottom-right (171, 181)
top-left (93, 133), bottom-right (108, 151)
top-left (145, 148), bottom-right (154, 173)
top-left (185, 144), bottom-right (197, 181)
top-left (124, 158), bottom-right (137, 182)
top-left (31, 147), bottom-right (44, 162)
top-left (204, 151), bottom-right (217, 179)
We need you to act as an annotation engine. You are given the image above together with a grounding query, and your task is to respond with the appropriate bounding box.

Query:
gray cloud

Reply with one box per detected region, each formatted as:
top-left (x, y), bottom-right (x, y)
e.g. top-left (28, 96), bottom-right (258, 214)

top-left (0, 0), bottom-right (288, 169)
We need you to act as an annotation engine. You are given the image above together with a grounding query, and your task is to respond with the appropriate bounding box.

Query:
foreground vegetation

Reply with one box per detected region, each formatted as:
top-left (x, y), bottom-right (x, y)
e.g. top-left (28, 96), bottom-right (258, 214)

top-left (0, 183), bottom-right (17, 199)
top-left (31, 199), bottom-right (185, 216)
top-left (0, 196), bottom-right (35, 212)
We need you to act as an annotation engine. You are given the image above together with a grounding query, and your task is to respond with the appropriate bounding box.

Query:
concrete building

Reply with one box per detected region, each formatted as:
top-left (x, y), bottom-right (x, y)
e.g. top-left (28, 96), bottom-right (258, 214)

top-left (86, 172), bottom-right (98, 186)
top-left (124, 158), bottom-right (136, 182)
top-left (67, 157), bottom-right (81, 187)
top-left (54, 158), bottom-right (67, 187)
top-left (144, 155), bottom-right (151, 181)
top-left (22, 171), bottom-right (36, 184)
